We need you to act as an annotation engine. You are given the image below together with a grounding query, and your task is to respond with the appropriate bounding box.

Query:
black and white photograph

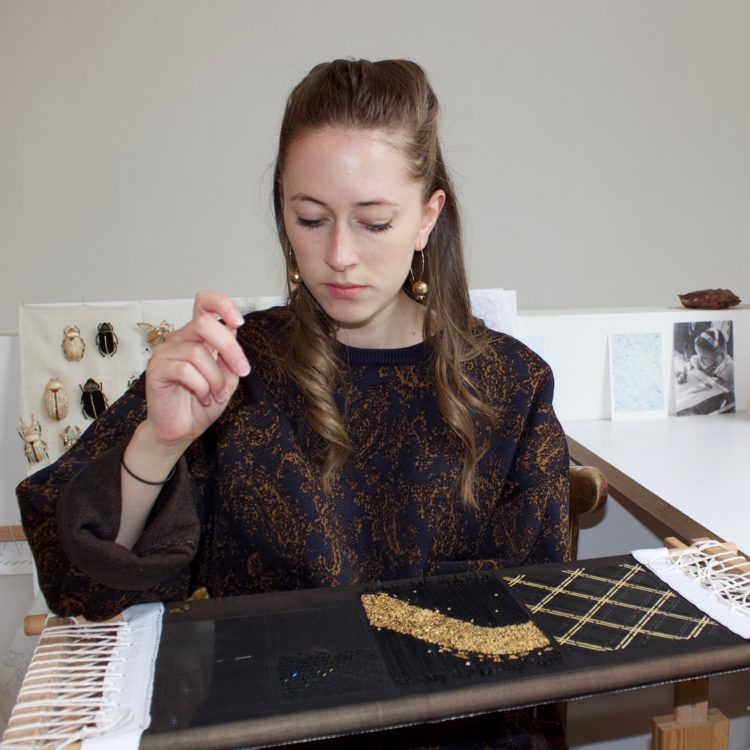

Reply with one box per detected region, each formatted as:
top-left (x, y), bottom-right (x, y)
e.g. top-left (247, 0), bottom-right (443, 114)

top-left (673, 321), bottom-right (735, 416)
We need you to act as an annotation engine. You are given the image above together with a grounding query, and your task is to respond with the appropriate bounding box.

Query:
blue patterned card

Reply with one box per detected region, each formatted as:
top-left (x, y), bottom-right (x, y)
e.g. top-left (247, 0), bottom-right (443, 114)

top-left (609, 332), bottom-right (666, 420)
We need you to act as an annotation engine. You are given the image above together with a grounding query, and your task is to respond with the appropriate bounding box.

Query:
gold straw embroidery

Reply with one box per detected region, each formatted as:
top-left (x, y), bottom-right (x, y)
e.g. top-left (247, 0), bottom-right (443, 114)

top-left (361, 592), bottom-right (550, 662)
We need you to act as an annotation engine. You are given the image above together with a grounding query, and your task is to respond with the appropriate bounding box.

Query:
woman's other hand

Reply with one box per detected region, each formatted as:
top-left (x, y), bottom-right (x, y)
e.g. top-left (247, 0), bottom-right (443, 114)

top-left (143, 291), bottom-right (251, 451)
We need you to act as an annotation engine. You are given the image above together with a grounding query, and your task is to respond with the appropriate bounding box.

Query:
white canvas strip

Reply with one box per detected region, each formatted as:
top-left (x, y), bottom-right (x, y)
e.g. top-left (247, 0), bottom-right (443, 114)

top-left (633, 544), bottom-right (750, 639)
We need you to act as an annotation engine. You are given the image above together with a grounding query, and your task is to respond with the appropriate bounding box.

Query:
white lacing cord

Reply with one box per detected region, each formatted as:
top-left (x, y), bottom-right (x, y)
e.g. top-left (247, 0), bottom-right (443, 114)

top-left (655, 540), bottom-right (750, 614)
top-left (1, 618), bottom-right (134, 750)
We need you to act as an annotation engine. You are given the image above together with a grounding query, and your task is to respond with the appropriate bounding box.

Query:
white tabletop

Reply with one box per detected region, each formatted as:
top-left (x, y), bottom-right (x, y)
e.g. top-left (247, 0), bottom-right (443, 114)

top-left (564, 412), bottom-right (750, 555)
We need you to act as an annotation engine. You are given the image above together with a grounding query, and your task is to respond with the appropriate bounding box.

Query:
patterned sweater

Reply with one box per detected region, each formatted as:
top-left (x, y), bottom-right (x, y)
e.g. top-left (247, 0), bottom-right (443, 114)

top-left (17, 306), bottom-right (569, 621)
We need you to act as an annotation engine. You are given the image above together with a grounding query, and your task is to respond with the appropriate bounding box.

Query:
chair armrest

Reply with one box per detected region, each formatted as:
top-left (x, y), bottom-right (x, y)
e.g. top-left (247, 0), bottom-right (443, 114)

top-left (569, 465), bottom-right (608, 517)
top-left (568, 465), bottom-right (608, 561)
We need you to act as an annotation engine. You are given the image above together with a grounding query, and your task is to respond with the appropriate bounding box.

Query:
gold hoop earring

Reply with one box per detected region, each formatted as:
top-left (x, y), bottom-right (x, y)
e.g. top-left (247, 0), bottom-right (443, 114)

top-left (410, 250), bottom-right (428, 302)
top-left (288, 245), bottom-right (302, 286)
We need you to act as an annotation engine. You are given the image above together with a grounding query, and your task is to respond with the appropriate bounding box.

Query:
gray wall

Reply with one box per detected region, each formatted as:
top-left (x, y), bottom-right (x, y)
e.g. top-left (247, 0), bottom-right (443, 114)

top-left (2, 1), bottom-right (749, 332)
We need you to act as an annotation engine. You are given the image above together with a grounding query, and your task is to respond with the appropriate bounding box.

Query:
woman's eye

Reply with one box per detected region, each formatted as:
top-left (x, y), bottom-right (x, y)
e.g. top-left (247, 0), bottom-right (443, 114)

top-left (365, 222), bottom-right (392, 233)
top-left (296, 217), bottom-right (323, 229)
top-left (296, 217), bottom-right (392, 233)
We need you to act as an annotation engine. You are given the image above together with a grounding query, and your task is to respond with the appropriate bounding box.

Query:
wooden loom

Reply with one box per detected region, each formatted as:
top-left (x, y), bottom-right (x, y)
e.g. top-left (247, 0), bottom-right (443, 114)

top-left (2, 613), bottom-right (127, 750)
top-left (1, 540), bottom-right (749, 750)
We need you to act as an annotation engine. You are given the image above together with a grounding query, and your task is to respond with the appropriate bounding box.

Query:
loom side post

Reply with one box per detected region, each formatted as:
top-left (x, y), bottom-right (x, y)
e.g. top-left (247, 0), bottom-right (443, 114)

top-left (651, 538), bottom-right (731, 750)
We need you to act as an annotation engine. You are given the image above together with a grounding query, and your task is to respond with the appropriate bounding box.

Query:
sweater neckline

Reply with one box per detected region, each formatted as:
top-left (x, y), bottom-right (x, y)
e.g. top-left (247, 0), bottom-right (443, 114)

top-left (338, 340), bottom-right (430, 366)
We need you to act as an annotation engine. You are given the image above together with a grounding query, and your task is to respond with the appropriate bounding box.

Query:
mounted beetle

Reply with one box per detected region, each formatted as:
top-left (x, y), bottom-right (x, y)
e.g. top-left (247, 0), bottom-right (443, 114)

top-left (44, 376), bottom-right (69, 421)
top-left (80, 378), bottom-right (109, 419)
top-left (18, 414), bottom-right (49, 464)
top-left (137, 320), bottom-right (174, 351)
top-left (96, 322), bottom-right (118, 357)
top-left (60, 424), bottom-right (82, 452)
top-left (61, 324), bottom-right (85, 362)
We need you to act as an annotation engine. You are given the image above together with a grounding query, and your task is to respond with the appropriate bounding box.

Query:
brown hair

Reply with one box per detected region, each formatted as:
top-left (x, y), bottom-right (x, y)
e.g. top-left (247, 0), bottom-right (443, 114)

top-left (272, 59), bottom-right (496, 507)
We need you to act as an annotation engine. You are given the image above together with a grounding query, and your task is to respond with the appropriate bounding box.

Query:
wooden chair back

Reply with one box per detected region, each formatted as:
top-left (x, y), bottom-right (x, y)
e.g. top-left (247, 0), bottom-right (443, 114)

top-left (569, 465), bottom-right (608, 561)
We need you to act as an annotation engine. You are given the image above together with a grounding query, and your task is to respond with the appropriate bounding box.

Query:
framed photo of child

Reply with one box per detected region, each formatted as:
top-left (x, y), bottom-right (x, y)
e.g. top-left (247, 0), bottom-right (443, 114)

top-left (673, 321), bottom-right (735, 416)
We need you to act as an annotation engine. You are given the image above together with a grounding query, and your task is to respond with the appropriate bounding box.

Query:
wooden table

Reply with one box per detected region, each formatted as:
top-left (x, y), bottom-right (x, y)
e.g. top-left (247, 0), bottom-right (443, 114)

top-left (565, 412), bottom-right (750, 748)
top-left (564, 412), bottom-right (750, 555)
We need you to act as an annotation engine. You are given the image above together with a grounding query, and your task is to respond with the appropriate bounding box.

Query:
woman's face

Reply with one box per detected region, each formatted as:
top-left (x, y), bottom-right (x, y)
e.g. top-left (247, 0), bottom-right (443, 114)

top-left (281, 127), bottom-right (444, 348)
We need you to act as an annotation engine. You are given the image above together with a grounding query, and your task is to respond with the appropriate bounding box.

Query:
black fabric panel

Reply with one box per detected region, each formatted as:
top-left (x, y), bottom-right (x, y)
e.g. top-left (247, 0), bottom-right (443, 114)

top-left (145, 555), bottom-right (749, 747)
top-left (364, 574), bottom-right (560, 685)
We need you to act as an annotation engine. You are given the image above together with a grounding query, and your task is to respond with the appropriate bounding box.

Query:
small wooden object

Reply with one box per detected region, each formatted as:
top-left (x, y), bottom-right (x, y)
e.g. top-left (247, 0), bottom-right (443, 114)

top-left (23, 612), bottom-right (124, 637)
top-left (652, 683), bottom-right (728, 750)
top-left (0, 524), bottom-right (27, 543)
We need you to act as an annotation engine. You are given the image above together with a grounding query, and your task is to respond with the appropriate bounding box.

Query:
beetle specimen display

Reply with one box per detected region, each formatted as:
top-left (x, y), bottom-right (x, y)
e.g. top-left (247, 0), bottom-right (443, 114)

top-left (18, 415), bottom-right (49, 464)
top-left (62, 324), bottom-right (86, 361)
top-left (96, 322), bottom-right (119, 356)
top-left (44, 376), bottom-right (69, 421)
top-left (61, 424), bottom-right (82, 451)
top-left (80, 378), bottom-right (109, 419)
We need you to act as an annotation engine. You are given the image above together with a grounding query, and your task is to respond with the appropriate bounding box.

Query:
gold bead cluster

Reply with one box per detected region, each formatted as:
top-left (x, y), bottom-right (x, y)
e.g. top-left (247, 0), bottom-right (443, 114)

top-left (360, 592), bottom-right (550, 663)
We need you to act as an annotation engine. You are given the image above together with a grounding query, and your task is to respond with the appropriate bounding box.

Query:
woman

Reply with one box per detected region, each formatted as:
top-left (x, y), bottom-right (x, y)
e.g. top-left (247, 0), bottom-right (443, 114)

top-left (18, 55), bottom-right (569, 749)
top-left (18, 61), bottom-right (568, 734)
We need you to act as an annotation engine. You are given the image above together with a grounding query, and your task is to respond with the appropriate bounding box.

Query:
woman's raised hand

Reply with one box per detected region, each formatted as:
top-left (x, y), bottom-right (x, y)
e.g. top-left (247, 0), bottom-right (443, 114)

top-left (143, 291), bottom-right (251, 451)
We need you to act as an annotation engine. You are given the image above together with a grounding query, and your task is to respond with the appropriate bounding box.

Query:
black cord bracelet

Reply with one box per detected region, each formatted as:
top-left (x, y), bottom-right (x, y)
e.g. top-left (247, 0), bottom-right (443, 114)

top-left (121, 458), bottom-right (176, 486)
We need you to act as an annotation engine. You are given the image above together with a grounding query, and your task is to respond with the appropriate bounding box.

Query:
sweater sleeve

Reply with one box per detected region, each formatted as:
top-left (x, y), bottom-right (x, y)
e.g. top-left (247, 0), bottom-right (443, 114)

top-left (501, 364), bottom-right (570, 566)
top-left (16, 378), bottom-right (201, 620)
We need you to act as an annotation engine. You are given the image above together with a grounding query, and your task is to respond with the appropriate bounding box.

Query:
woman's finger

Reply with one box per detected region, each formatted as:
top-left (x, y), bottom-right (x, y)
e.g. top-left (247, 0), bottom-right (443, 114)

top-left (213, 349), bottom-right (241, 403)
top-left (149, 358), bottom-right (213, 407)
top-left (169, 311), bottom-right (250, 377)
top-left (159, 340), bottom-right (232, 402)
top-left (193, 290), bottom-right (245, 328)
